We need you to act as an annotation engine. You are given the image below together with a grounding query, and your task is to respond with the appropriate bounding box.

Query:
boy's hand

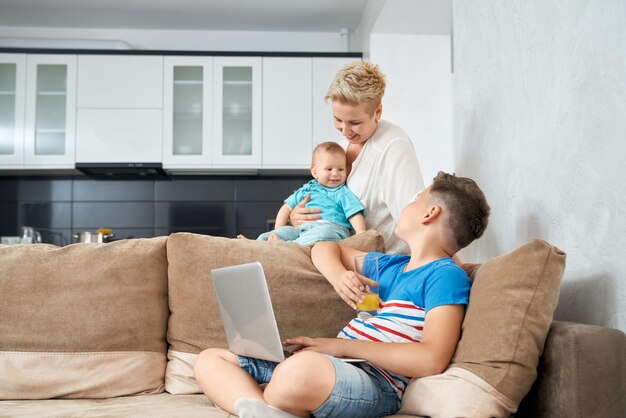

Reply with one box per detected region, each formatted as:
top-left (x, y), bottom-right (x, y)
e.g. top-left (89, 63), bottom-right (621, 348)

top-left (283, 336), bottom-right (346, 358)
top-left (289, 194), bottom-right (322, 226)
top-left (333, 271), bottom-right (378, 309)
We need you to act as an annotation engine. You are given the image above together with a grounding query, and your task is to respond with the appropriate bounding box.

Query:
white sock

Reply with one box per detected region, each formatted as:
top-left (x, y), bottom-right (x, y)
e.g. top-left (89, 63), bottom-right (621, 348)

top-left (235, 398), bottom-right (301, 418)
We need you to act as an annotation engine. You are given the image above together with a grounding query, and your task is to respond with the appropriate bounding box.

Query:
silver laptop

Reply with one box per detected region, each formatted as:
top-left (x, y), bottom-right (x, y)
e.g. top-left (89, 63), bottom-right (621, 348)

top-left (211, 262), bottom-right (364, 363)
top-left (211, 262), bottom-right (289, 362)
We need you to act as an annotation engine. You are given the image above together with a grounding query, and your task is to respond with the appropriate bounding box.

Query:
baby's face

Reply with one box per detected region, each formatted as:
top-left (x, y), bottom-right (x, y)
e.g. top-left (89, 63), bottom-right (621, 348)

top-left (312, 151), bottom-right (347, 188)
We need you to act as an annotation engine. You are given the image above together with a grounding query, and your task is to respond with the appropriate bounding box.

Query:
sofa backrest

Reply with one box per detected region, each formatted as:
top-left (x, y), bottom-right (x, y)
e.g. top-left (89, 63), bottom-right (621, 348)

top-left (164, 230), bottom-right (385, 394)
top-left (0, 231), bottom-right (385, 399)
top-left (0, 237), bottom-right (169, 400)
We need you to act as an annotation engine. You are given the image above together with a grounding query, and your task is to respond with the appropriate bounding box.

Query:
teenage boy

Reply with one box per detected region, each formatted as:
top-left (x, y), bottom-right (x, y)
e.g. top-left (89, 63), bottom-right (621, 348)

top-left (194, 171), bottom-right (490, 418)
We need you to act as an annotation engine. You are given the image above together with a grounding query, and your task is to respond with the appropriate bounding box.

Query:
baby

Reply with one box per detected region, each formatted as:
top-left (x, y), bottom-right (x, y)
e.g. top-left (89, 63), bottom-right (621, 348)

top-left (239, 141), bottom-right (365, 246)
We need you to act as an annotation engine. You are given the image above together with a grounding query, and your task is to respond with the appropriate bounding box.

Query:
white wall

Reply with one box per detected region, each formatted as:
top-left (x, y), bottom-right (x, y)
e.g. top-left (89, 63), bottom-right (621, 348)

top-left (371, 0), bottom-right (451, 35)
top-left (0, 26), bottom-right (348, 52)
top-left (370, 34), bottom-right (454, 182)
top-left (351, 0), bottom-right (386, 57)
top-left (453, 1), bottom-right (626, 332)
top-left (359, 0), bottom-right (454, 182)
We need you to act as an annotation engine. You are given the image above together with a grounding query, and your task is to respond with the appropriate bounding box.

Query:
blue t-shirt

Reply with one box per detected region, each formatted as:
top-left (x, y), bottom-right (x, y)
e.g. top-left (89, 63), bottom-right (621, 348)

top-left (284, 179), bottom-right (364, 229)
top-left (338, 253), bottom-right (471, 398)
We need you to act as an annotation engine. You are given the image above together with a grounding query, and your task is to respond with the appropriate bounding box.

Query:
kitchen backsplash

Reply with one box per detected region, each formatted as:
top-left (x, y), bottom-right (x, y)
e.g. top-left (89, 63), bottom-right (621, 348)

top-left (0, 175), bottom-right (310, 246)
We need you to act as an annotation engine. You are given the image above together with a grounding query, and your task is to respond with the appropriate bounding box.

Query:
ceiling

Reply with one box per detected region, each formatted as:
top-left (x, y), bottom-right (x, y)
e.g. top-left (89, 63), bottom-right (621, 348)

top-left (0, 0), bottom-right (370, 33)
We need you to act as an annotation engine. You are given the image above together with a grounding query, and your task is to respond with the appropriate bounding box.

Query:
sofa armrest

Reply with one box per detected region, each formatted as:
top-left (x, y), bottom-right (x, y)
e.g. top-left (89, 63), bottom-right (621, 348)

top-left (516, 320), bottom-right (626, 418)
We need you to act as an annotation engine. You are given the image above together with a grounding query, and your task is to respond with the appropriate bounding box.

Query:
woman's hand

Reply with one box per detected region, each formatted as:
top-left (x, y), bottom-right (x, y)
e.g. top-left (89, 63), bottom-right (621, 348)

top-left (289, 194), bottom-right (322, 227)
top-left (332, 271), bottom-right (378, 309)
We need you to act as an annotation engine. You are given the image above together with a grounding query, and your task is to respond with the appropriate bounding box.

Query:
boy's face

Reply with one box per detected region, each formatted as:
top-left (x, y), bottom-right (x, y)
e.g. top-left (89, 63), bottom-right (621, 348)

top-left (395, 187), bottom-right (432, 238)
top-left (331, 101), bottom-right (382, 146)
top-left (311, 151), bottom-right (347, 189)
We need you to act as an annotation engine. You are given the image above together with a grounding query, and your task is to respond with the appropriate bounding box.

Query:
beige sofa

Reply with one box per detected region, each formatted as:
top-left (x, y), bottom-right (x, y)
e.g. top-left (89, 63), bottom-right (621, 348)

top-left (1, 232), bottom-right (624, 418)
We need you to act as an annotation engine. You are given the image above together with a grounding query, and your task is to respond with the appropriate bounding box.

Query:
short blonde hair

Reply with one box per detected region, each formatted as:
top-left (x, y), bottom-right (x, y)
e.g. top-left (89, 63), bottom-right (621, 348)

top-left (312, 141), bottom-right (345, 165)
top-left (324, 61), bottom-right (386, 114)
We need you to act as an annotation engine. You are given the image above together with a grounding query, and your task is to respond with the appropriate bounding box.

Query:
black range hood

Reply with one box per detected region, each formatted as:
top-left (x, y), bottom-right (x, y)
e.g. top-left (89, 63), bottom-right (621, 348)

top-left (76, 163), bottom-right (168, 179)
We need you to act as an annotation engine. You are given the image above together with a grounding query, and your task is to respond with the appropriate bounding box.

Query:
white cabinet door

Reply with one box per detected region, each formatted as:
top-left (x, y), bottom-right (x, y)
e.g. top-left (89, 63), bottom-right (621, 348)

top-left (77, 55), bottom-right (163, 108)
top-left (76, 109), bottom-right (162, 163)
top-left (262, 57), bottom-right (312, 169)
top-left (0, 54), bottom-right (26, 167)
top-left (163, 56), bottom-right (213, 168)
top-left (312, 57), bottom-right (355, 147)
top-left (213, 57), bottom-right (262, 167)
top-left (24, 54), bottom-right (76, 167)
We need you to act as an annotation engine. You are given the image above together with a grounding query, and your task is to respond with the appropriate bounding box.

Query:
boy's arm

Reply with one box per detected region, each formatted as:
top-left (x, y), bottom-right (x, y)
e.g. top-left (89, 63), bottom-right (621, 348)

top-left (348, 213), bottom-right (367, 234)
top-left (285, 304), bottom-right (465, 378)
top-left (273, 204), bottom-right (293, 229)
top-left (311, 241), bottom-right (375, 308)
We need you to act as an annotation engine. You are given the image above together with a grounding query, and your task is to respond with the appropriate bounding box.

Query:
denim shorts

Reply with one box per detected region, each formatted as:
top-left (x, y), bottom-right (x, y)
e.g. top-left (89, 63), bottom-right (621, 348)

top-left (238, 355), bottom-right (401, 418)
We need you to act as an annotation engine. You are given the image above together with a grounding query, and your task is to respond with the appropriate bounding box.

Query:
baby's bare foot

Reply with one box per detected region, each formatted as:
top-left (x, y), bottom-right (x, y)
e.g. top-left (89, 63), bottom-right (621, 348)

top-left (267, 234), bottom-right (282, 242)
top-left (236, 234), bottom-right (248, 240)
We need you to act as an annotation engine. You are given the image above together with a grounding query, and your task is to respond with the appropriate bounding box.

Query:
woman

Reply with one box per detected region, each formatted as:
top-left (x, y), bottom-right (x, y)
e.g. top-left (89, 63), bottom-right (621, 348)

top-left (291, 61), bottom-right (424, 254)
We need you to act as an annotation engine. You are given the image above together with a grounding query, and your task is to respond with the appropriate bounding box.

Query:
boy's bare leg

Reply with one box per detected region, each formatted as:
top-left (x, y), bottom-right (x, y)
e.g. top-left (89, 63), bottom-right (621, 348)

top-left (193, 348), bottom-right (264, 415)
top-left (263, 351), bottom-right (336, 417)
top-left (267, 233), bottom-right (283, 242)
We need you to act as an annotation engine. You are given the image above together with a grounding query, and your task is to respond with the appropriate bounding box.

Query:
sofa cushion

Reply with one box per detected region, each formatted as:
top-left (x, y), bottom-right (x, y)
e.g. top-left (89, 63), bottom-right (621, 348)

top-left (0, 393), bottom-right (226, 418)
top-left (165, 230), bottom-right (385, 394)
top-left (400, 239), bottom-right (566, 417)
top-left (0, 237), bottom-right (169, 400)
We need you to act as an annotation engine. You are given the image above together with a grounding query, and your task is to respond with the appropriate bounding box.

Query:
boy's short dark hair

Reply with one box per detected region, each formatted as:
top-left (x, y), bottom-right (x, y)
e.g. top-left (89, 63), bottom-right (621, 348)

top-left (429, 172), bottom-right (490, 251)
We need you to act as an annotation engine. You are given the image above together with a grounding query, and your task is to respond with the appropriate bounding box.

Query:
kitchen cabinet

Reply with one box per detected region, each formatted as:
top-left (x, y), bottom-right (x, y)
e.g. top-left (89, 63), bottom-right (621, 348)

top-left (165, 56), bottom-right (351, 171)
top-left (212, 57), bottom-right (262, 167)
top-left (312, 57), bottom-right (355, 147)
top-left (75, 55), bottom-right (163, 163)
top-left (262, 57), bottom-right (312, 169)
top-left (77, 55), bottom-right (163, 108)
top-left (24, 54), bottom-right (76, 167)
top-left (0, 50), bottom-right (359, 173)
top-left (162, 56), bottom-right (213, 168)
top-left (0, 54), bottom-right (26, 167)
top-left (75, 109), bottom-right (162, 163)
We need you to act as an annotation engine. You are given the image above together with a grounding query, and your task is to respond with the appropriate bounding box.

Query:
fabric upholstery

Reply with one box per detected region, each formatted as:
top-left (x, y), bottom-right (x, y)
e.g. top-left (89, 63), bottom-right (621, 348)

top-left (401, 367), bottom-right (516, 417)
top-left (165, 230), bottom-right (385, 394)
top-left (516, 320), bottom-right (626, 418)
top-left (400, 239), bottom-right (566, 417)
top-left (0, 393), bottom-right (229, 418)
top-left (0, 238), bottom-right (169, 399)
top-left (1, 235), bottom-right (623, 417)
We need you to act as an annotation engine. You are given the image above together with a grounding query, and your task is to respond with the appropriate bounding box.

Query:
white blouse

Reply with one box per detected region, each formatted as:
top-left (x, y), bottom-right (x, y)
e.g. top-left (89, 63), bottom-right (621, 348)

top-left (345, 120), bottom-right (425, 254)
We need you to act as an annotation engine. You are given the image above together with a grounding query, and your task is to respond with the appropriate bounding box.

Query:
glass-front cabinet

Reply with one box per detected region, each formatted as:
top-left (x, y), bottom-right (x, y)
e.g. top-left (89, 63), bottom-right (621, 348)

top-left (0, 54), bottom-right (26, 166)
top-left (24, 54), bottom-right (76, 167)
top-left (0, 52), bottom-right (356, 172)
top-left (163, 57), bottom-right (213, 168)
top-left (212, 57), bottom-right (262, 167)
